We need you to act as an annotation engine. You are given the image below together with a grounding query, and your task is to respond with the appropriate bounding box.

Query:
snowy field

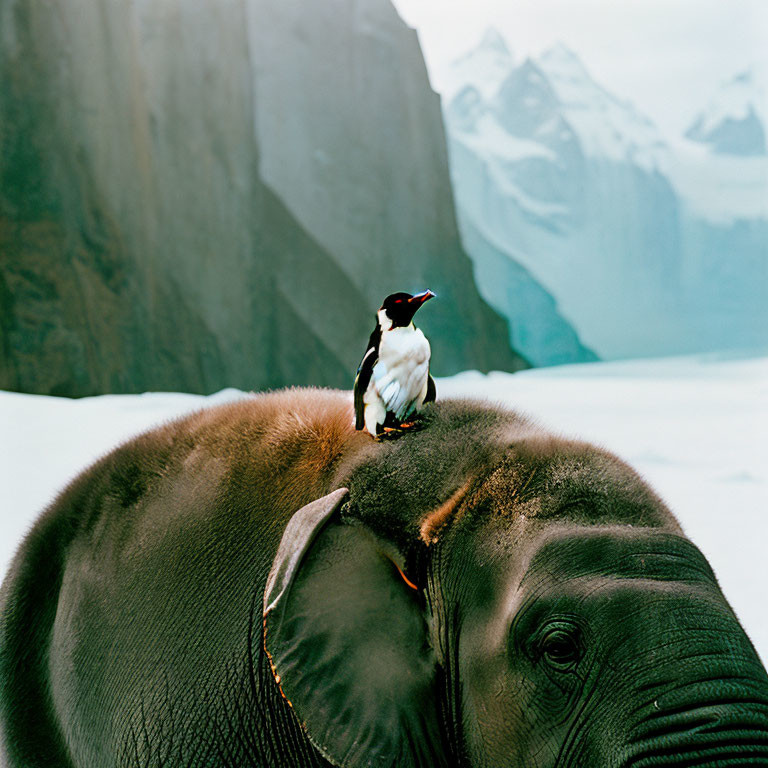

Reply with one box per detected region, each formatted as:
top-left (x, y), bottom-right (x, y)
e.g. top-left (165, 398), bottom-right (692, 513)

top-left (1, 355), bottom-right (766, 663)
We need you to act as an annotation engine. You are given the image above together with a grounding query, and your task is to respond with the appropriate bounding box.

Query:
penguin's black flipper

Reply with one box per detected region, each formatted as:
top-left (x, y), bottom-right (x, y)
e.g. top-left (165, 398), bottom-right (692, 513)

top-left (424, 374), bottom-right (437, 404)
top-left (353, 327), bottom-right (381, 430)
top-left (353, 368), bottom-right (369, 430)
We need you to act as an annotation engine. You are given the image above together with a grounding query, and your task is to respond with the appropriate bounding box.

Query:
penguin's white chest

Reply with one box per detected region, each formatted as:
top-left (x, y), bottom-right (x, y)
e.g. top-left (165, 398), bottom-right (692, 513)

top-left (366, 326), bottom-right (431, 423)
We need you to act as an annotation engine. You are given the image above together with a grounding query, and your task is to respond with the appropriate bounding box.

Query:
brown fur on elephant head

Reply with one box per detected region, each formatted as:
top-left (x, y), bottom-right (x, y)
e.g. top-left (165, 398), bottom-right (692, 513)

top-left (1, 389), bottom-right (767, 768)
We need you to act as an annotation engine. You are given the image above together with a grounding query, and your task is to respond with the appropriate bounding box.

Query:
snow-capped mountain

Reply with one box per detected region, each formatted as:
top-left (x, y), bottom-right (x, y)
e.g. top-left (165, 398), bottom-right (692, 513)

top-left (538, 45), bottom-right (668, 170)
top-left (443, 29), bottom-right (768, 363)
top-left (449, 36), bottom-right (667, 170)
top-left (445, 27), bottom-right (514, 100)
top-left (686, 71), bottom-right (766, 156)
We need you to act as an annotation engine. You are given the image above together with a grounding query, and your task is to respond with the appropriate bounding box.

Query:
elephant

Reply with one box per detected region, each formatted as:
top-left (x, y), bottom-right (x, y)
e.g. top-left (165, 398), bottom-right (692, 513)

top-left (1, 388), bottom-right (767, 767)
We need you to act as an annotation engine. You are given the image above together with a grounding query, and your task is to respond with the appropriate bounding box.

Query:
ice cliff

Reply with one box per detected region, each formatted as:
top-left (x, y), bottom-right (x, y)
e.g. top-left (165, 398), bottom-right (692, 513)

top-left (0, 0), bottom-right (524, 397)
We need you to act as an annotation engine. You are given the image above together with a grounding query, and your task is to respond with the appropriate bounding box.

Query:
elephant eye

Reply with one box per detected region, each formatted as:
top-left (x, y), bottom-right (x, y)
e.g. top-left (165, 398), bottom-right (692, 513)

top-left (539, 625), bottom-right (581, 669)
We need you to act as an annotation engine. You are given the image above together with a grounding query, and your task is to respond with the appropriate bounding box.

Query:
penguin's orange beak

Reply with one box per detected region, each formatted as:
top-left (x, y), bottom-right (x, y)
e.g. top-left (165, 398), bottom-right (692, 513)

top-left (409, 290), bottom-right (435, 305)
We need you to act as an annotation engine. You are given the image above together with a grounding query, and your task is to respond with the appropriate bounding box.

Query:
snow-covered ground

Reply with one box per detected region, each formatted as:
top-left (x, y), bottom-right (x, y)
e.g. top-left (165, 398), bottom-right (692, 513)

top-left (2, 356), bottom-right (766, 662)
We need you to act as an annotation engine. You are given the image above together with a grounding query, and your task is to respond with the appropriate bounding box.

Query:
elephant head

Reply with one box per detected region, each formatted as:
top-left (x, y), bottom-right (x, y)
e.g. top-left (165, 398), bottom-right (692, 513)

top-left (264, 409), bottom-right (768, 768)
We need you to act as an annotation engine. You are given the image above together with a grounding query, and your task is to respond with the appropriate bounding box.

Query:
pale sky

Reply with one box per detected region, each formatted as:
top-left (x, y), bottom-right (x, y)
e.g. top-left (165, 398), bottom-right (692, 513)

top-left (392, 0), bottom-right (768, 139)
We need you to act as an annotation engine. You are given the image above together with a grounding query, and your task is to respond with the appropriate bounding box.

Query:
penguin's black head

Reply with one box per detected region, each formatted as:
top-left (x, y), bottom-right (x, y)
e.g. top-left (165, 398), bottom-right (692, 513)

top-left (379, 290), bottom-right (435, 329)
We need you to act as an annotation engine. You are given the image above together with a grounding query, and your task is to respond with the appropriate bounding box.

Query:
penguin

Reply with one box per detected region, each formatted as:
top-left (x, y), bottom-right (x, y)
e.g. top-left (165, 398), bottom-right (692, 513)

top-left (354, 290), bottom-right (436, 437)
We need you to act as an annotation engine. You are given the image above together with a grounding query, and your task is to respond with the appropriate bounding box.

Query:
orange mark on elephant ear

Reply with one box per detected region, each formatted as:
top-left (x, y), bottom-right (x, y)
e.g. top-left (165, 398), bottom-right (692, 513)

top-left (382, 553), bottom-right (420, 590)
top-left (263, 613), bottom-right (295, 709)
top-left (394, 561), bottom-right (419, 590)
top-left (420, 480), bottom-right (472, 546)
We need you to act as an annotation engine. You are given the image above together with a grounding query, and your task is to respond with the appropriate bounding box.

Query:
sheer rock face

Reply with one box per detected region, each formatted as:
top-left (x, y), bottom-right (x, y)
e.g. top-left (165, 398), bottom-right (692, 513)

top-left (0, 0), bottom-right (523, 397)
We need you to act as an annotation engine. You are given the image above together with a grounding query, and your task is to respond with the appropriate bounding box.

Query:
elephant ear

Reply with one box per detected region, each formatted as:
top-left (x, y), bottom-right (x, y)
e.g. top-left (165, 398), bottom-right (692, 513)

top-left (264, 488), bottom-right (445, 768)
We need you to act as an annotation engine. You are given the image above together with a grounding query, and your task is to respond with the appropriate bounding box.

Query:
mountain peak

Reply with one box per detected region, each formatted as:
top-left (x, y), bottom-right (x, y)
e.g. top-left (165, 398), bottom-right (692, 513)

top-left (685, 68), bottom-right (766, 156)
top-left (478, 27), bottom-right (512, 58)
top-left (539, 42), bottom-right (584, 68)
top-left (448, 27), bottom-right (514, 100)
top-left (536, 43), bottom-right (596, 90)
